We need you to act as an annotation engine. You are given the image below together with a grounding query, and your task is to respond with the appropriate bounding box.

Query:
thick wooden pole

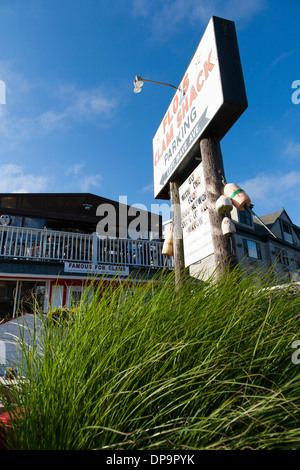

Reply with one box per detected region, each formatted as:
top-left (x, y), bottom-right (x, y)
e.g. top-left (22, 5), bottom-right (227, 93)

top-left (200, 138), bottom-right (238, 275)
top-left (169, 181), bottom-right (185, 288)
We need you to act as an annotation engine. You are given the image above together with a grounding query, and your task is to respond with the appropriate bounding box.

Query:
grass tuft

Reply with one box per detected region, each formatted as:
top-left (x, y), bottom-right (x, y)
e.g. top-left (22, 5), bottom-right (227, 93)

top-left (1, 267), bottom-right (300, 450)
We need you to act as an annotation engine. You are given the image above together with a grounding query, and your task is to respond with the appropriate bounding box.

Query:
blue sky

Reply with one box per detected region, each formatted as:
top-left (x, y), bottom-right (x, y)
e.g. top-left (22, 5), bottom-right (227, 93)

top-left (0, 0), bottom-right (299, 225)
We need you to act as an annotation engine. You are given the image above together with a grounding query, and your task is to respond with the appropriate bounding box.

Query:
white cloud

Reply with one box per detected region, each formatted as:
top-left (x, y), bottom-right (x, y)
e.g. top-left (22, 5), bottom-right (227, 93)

top-left (140, 182), bottom-right (153, 192)
top-left (66, 163), bottom-right (85, 177)
top-left (240, 171), bottom-right (300, 201)
top-left (0, 59), bottom-right (33, 99)
top-left (0, 64), bottom-right (119, 149)
top-left (0, 115), bottom-right (40, 152)
top-left (133, 0), bottom-right (267, 37)
top-left (65, 163), bottom-right (102, 192)
top-left (238, 170), bottom-right (300, 220)
top-left (38, 85), bottom-right (119, 132)
top-left (0, 162), bottom-right (102, 194)
top-left (132, 0), bottom-right (152, 18)
top-left (0, 163), bottom-right (52, 193)
top-left (269, 50), bottom-right (296, 67)
top-left (282, 140), bottom-right (300, 158)
top-left (79, 174), bottom-right (102, 192)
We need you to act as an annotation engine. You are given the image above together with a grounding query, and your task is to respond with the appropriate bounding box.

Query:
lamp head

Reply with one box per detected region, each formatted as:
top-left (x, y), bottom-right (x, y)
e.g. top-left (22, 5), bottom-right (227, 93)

top-left (133, 75), bottom-right (144, 93)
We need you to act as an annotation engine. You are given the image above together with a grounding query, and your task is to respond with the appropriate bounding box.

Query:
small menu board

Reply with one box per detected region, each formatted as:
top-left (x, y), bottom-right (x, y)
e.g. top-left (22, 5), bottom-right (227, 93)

top-left (179, 162), bottom-right (214, 267)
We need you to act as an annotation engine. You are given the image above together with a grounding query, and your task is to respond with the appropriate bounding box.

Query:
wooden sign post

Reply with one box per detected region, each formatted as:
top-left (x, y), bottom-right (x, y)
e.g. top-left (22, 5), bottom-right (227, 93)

top-left (169, 181), bottom-right (185, 288)
top-left (200, 138), bottom-right (238, 274)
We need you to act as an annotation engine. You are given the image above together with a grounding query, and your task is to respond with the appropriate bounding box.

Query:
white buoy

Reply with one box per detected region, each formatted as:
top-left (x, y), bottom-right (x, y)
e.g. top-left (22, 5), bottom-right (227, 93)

top-left (216, 195), bottom-right (233, 214)
top-left (162, 232), bottom-right (174, 256)
top-left (221, 217), bottom-right (236, 236)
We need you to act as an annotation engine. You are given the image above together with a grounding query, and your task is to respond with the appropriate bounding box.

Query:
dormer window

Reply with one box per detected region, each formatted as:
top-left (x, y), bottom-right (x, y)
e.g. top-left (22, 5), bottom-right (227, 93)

top-left (239, 208), bottom-right (252, 226)
top-left (282, 222), bottom-right (293, 244)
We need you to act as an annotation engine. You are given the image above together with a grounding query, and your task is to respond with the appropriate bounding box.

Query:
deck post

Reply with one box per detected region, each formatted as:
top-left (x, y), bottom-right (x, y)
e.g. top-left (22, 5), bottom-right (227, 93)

top-left (92, 232), bottom-right (98, 264)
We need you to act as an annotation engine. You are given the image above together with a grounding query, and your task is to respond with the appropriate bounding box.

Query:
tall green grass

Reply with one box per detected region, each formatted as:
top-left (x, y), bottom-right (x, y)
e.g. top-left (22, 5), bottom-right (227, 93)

top-left (1, 266), bottom-right (300, 450)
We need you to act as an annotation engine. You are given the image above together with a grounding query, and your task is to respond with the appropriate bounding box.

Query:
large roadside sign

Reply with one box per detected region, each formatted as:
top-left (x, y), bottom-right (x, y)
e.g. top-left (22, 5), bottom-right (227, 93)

top-left (153, 16), bottom-right (247, 200)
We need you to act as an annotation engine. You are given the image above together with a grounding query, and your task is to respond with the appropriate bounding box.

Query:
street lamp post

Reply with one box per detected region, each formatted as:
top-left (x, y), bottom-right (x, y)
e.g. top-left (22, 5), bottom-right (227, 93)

top-left (133, 75), bottom-right (186, 287)
top-left (133, 76), bottom-right (178, 93)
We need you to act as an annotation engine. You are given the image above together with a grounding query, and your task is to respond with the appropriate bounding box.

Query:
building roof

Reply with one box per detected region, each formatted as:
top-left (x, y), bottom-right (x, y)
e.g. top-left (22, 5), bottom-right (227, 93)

top-left (0, 193), bottom-right (125, 218)
top-left (0, 192), bottom-right (157, 220)
top-left (253, 219), bottom-right (270, 236)
top-left (252, 208), bottom-right (300, 245)
top-left (256, 209), bottom-right (285, 227)
top-left (0, 192), bottom-right (162, 235)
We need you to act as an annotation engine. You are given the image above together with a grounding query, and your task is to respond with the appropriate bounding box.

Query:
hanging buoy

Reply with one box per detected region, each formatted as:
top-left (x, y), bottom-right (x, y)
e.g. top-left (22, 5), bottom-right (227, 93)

top-left (223, 181), bottom-right (277, 238)
top-left (221, 217), bottom-right (236, 236)
top-left (162, 232), bottom-right (173, 256)
top-left (216, 195), bottom-right (233, 214)
top-left (224, 183), bottom-right (251, 211)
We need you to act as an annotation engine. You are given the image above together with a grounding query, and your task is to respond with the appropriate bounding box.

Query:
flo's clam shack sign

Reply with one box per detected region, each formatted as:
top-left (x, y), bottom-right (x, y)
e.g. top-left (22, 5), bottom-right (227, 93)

top-left (153, 16), bottom-right (248, 200)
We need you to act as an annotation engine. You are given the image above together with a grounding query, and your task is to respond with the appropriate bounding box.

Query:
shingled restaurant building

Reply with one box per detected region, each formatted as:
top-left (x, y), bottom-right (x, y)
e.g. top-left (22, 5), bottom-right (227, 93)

top-left (0, 193), bottom-right (172, 321)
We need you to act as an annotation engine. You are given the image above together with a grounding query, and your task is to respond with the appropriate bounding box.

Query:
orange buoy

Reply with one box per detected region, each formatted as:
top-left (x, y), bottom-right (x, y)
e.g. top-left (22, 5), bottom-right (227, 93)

top-left (224, 183), bottom-right (251, 211)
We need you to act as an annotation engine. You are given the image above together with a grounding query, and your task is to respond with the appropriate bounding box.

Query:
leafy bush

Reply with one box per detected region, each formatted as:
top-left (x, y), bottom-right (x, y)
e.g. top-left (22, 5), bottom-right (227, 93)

top-left (48, 307), bottom-right (76, 326)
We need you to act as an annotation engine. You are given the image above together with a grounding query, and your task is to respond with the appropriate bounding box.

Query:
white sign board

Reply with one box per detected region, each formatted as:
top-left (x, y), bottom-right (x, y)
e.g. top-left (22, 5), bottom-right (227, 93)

top-left (153, 16), bottom-right (247, 199)
top-left (64, 262), bottom-right (129, 277)
top-left (179, 163), bottom-right (214, 267)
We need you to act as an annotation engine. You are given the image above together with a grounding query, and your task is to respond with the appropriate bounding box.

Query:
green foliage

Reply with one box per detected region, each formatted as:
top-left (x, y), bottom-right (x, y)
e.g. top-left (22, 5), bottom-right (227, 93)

top-left (1, 267), bottom-right (300, 450)
top-left (48, 307), bottom-right (77, 326)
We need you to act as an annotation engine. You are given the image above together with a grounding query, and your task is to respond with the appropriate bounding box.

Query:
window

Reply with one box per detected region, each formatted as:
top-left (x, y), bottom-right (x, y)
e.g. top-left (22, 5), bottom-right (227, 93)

top-left (274, 247), bottom-right (289, 266)
top-left (0, 280), bottom-right (17, 320)
top-left (0, 215), bottom-right (45, 229)
top-left (66, 286), bottom-right (93, 309)
top-left (18, 281), bottom-right (46, 314)
top-left (23, 217), bottom-right (45, 229)
top-left (9, 215), bottom-right (23, 227)
top-left (239, 209), bottom-right (252, 226)
top-left (68, 286), bottom-right (82, 306)
top-left (282, 222), bottom-right (293, 244)
top-left (0, 280), bottom-right (46, 319)
top-left (243, 239), bottom-right (262, 259)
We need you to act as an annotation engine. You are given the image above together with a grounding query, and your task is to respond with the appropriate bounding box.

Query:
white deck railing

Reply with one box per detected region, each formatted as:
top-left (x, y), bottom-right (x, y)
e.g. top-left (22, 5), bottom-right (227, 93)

top-left (0, 226), bottom-right (173, 268)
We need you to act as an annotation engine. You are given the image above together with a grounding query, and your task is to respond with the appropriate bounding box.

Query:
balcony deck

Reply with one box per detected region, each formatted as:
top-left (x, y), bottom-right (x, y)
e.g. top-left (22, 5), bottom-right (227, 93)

top-left (0, 226), bottom-right (173, 269)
